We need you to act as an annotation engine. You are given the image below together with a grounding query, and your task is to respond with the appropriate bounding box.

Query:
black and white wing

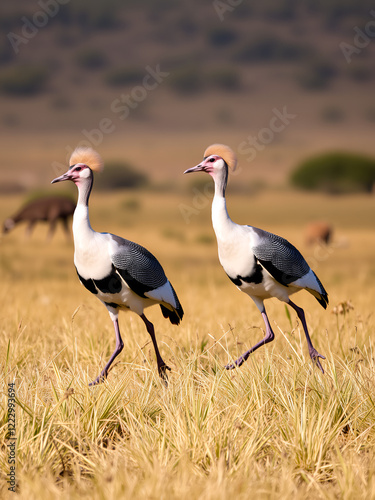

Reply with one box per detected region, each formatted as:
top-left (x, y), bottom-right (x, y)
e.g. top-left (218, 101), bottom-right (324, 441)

top-left (110, 234), bottom-right (184, 323)
top-left (251, 227), bottom-right (328, 308)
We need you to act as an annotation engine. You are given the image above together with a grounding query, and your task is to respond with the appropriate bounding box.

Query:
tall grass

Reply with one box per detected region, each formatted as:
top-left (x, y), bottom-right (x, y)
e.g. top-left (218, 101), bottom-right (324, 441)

top-left (1, 190), bottom-right (375, 499)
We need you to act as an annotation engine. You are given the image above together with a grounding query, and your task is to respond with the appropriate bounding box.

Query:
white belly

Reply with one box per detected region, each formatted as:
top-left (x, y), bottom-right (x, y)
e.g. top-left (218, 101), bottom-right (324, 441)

top-left (74, 233), bottom-right (113, 280)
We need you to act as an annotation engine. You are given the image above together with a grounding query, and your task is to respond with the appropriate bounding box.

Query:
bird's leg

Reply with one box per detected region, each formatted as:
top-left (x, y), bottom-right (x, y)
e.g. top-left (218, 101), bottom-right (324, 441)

top-left (140, 313), bottom-right (171, 384)
top-left (89, 318), bottom-right (124, 386)
top-left (226, 309), bottom-right (275, 370)
top-left (288, 299), bottom-right (325, 373)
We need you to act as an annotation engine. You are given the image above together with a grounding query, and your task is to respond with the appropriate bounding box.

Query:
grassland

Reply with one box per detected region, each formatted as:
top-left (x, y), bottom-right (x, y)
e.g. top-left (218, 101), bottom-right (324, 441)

top-left (1, 188), bottom-right (375, 499)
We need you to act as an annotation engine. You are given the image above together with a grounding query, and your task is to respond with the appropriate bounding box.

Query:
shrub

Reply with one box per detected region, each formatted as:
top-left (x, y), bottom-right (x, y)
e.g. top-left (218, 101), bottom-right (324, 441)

top-left (59, 0), bottom-right (119, 29)
top-left (75, 48), bottom-right (108, 70)
top-left (0, 66), bottom-right (49, 96)
top-left (208, 27), bottom-right (237, 47)
top-left (208, 67), bottom-right (241, 91)
top-left (296, 60), bottom-right (337, 90)
top-left (290, 152), bottom-right (375, 193)
top-left (235, 35), bottom-right (311, 62)
top-left (167, 66), bottom-right (204, 95)
top-left (96, 162), bottom-right (149, 191)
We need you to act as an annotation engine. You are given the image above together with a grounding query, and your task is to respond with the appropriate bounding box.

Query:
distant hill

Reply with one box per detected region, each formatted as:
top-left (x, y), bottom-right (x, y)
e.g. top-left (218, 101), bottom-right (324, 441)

top-left (0, 0), bottom-right (374, 189)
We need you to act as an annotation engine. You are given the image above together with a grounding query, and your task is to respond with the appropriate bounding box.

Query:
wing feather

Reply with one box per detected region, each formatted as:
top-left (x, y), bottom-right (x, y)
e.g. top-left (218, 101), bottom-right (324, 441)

top-left (252, 227), bottom-right (310, 286)
top-left (110, 234), bottom-right (167, 298)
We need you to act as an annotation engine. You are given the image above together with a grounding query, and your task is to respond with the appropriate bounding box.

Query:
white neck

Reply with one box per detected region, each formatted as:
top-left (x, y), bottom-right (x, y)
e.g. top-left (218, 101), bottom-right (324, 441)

top-left (211, 168), bottom-right (236, 241)
top-left (72, 177), bottom-right (95, 243)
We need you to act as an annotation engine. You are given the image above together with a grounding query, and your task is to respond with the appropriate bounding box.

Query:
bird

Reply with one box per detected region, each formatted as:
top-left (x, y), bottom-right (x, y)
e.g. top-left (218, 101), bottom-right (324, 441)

top-left (51, 147), bottom-right (183, 385)
top-left (184, 144), bottom-right (328, 372)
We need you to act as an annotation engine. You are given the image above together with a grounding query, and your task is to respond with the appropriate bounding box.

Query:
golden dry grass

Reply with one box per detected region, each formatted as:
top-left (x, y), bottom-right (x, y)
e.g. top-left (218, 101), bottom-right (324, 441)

top-left (1, 188), bottom-right (375, 499)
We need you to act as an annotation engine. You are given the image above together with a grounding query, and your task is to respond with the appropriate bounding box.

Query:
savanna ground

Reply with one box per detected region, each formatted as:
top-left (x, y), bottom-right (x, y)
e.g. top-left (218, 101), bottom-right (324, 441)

top-left (1, 187), bottom-right (375, 499)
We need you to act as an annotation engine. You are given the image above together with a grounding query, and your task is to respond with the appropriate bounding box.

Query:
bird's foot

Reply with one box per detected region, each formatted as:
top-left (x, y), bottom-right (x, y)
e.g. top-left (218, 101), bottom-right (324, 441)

top-left (309, 348), bottom-right (326, 374)
top-left (225, 355), bottom-right (247, 370)
top-left (89, 371), bottom-right (107, 387)
top-left (158, 363), bottom-right (171, 386)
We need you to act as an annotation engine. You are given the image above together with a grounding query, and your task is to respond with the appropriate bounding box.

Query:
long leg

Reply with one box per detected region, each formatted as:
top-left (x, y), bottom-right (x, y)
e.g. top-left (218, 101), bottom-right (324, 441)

top-left (288, 299), bottom-right (325, 373)
top-left (140, 313), bottom-right (171, 383)
top-left (90, 317), bottom-right (124, 386)
top-left (25, 220), bottom-right (36, 238)
top-left (47, 219), bottom-right (57, 241)
top-left (226, 308), bottom-right (275, 370)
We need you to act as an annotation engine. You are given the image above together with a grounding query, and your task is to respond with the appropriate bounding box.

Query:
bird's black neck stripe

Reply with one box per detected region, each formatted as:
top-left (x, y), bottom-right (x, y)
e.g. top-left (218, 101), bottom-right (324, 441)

top-left (217, 162), bottom-right (228, 197)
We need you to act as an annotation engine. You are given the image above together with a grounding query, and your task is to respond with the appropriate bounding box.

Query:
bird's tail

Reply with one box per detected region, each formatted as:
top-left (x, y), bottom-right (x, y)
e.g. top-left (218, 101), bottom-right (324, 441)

top-left (307, 271), bottom-right (329, 309)
top-left (160, 283), bottom-right (184, 325)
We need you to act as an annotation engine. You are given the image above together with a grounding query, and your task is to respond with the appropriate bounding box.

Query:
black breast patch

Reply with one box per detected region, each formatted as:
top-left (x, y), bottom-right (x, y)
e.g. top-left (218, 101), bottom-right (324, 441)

top-left (76, 265), bottom-right (123, 296)
top-left (76, 268), bottom-right (97, 295)
top-left (93, 266), bottom-right (123, 294)
top-left (226, 257), bottom-right (263, 286)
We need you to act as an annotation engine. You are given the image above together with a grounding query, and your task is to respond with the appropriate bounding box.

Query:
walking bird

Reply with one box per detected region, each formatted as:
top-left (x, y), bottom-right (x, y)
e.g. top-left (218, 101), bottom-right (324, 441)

top-left (52, 147), bottom-right (183, 385)
top-left (184, 144), bottom-right (328, 372)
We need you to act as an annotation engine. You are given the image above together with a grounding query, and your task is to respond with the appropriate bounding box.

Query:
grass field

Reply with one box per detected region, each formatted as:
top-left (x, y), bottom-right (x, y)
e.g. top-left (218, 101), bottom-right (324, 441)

top-left (1, 187), bottom-right (375, 499)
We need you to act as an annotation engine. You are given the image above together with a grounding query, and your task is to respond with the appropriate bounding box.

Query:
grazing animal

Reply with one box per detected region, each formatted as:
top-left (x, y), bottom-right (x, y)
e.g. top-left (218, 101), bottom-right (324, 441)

top-left (51, 147), bottom-right (183, 385)
top-left (3, 196), bottom-right (75, 240)
top-left (184, 144), bottom-right (328, 372)
top-left (305, 221), bottom-right (332, 246)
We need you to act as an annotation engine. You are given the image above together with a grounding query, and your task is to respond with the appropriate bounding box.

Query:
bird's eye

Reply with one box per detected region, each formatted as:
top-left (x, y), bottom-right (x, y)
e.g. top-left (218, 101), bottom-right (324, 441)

top-left (75, 166), bottom-right (82, 172)
top-left (209, 158), bottom-right (215, 163)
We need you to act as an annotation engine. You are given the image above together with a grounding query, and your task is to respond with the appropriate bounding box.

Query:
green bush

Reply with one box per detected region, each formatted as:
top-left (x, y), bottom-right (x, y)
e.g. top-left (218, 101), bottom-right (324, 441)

top-left (290, 152), bottom-right (375, 193)
top-left (0, 66), bottom-right (49, 96)
top-left (96, 162), bottom-right (149, 191)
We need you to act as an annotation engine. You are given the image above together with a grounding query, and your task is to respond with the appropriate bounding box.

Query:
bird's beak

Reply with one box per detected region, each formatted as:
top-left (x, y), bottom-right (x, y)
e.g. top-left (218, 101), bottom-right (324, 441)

top-left (184, 162), bottom-right (204, 174)
top-left (51, 169), bottom-right (71, 184)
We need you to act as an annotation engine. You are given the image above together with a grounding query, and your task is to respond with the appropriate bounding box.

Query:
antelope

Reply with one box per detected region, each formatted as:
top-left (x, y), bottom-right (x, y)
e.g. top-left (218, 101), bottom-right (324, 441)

top-left (3, 196), bottom-right (75, 240)
top-left (305, 221), bottom-right (332, 246)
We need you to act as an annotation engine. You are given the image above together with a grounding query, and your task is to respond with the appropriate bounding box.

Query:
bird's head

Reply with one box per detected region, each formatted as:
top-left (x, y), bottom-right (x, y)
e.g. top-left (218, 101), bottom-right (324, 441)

top-left (184, 144), bottom-right (237, 179)
top-left (51, 147), bottom-right (104, 186)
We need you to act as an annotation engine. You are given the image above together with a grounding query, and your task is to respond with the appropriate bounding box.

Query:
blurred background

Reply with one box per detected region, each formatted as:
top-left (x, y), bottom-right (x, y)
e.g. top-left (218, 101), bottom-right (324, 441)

top-left (0, 0), bottom-right (375, 193)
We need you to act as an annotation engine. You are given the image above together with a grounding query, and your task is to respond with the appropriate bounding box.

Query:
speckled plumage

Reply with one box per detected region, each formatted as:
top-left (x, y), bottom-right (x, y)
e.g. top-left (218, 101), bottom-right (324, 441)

top-left (184, 144), bottom-right (328, 373)
top-left (52, 150), bottom-right (183, 385)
